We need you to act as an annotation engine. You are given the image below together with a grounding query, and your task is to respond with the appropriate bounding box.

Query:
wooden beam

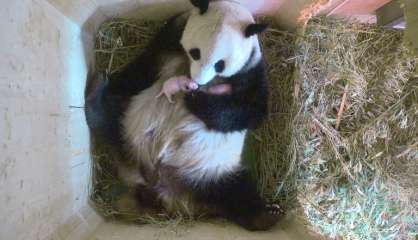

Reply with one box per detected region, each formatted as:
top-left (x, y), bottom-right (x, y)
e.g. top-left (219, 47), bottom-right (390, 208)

top-left (376, 0), bottom-right (405, 28)
top-left (328, 0), bottom-right (391, 16)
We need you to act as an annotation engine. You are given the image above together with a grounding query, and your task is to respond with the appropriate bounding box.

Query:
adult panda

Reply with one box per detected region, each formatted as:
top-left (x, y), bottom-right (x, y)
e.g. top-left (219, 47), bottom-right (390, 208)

top-left (86, 0), bottom-right (281, 231)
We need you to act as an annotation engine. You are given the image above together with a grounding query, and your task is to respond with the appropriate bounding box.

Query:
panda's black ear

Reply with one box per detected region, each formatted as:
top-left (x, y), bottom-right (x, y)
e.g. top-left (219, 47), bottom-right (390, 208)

top-left (190, 0), bottom-right (209, 14)
top-left (244, 23), bottom-right (269, 37)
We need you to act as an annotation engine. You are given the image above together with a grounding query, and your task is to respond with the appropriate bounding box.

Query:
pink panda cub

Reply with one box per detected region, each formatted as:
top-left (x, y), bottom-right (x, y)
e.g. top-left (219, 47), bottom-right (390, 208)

top-left (156, 76), bottom-right (198, 103)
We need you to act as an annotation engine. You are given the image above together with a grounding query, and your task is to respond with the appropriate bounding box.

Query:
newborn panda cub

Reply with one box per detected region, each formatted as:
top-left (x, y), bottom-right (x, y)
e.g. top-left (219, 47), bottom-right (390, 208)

top-left (87, 0), bottom-right (283, 231)
top-left (156, 76), bottom-right (198, 103)
top-left (157, 75), bottom-right (231, 103)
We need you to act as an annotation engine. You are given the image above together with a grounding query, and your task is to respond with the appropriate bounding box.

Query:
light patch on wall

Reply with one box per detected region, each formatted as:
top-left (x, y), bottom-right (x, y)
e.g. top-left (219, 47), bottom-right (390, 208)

top-left (64, 18), bottom-right (92, 209)
top-left (66, 22), bottom-right (87, 108)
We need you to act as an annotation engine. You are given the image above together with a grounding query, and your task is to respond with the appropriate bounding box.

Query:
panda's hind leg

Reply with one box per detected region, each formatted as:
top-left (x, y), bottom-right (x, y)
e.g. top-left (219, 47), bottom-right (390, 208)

top-left (193, 170), bottom-right (283, 231)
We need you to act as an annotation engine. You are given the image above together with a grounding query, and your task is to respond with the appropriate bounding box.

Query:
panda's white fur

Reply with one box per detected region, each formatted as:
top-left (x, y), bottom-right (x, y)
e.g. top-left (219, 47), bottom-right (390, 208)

top-left (123, 55), bottom-right (246, 184)
top-left (181, 1), bottom-right (262, 85)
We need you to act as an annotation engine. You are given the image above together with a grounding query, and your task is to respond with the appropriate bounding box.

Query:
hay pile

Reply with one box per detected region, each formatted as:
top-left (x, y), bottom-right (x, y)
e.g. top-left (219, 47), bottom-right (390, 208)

top-left (292, 17), bottom-right (417, 239)
top-left (90, 16), bottom-right (417, 239)
top-left (244, 27), bottom-right (297, 208)
top-left (95, 19), bottom-right (161, 73)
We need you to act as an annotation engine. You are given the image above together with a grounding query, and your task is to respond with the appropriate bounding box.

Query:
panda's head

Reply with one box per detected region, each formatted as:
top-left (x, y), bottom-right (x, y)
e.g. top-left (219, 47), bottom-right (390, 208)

top-left (181, 0), bottom-right (268, 86)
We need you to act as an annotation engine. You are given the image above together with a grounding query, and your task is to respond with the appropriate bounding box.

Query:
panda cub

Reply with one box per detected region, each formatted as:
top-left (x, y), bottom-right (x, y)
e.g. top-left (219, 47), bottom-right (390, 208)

top-left (86, 0), bottom-right (281, 231)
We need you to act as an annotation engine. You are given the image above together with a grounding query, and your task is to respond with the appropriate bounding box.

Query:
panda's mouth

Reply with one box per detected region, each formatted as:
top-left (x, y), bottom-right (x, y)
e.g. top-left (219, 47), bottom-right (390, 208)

top-left (196, 83), bottom-right (232, 95)
top-left (195, 78), bottom-right (232, 95)
top-left (206, 83), bottom-right (232, 95)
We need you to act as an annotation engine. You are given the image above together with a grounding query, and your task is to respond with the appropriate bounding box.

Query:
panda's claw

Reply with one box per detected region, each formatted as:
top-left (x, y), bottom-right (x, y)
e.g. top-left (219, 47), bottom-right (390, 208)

top-left (266, 203), bottom-right (283, 216)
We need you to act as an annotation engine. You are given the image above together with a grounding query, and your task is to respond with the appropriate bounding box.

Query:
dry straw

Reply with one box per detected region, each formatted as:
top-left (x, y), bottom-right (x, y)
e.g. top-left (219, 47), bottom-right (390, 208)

top-left (291, 17), bottom-right (417, 239)
top-left (91, 16), bottom-right (417, 239)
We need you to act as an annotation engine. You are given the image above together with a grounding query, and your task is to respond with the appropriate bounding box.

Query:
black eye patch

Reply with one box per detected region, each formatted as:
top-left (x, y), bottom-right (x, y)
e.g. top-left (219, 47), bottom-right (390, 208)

top-left (214, 60), bottom-right (225, 73)
top-left (189, 48), bottom-right (200, 61)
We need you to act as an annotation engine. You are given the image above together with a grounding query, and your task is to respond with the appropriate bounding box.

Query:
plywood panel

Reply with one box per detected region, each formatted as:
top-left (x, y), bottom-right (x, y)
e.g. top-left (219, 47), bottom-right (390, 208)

top-left (405, 0), bottom-right (418, 59)
top-left (47, 0), bottom-right (103, 25)
top-left (90, 219), bottom-right (321, 240)
top-left (274, 0), bottom-right (330, 29)
top-left (329, 0), bottom-right (391, 15)
top-left (0, 0), bottom-right (93, 239)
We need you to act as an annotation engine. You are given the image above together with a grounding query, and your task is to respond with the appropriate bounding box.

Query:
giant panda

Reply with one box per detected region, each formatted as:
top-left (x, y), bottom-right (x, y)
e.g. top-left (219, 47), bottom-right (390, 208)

top-left (86, 0), bottom-right (281, 231)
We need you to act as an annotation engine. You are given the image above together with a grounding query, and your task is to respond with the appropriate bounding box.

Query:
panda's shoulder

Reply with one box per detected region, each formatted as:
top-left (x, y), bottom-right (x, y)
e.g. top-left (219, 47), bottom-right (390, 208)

top-left (236, 58), bottom-right (268, 88)
top-left (184, 58), bottom-right (269, 132)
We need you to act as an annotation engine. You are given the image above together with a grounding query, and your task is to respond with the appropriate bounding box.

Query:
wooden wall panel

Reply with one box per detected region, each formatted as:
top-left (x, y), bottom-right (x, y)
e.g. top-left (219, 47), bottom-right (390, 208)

top-left (327, 0), bottom-right (391, 16)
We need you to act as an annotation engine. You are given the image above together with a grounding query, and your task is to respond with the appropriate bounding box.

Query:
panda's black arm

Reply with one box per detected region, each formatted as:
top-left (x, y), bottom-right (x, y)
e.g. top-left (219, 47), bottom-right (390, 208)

top-left (185, 90), bottom-right (267, 132)
top-left (192, 170), bottom-right (275, 231)
top-left (107, 13), bottom-right (188, 97)
top-left (185, 62), bottom-right (269, 133)
top-left (86, 14), bottom-right (189, 142)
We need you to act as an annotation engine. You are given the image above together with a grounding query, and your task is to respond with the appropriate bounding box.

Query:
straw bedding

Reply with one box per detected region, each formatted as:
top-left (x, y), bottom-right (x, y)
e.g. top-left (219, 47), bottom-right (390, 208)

top-left (292, 17), bottom-right (417, 239)
top-left (90, 16), bottom-right (417, 239)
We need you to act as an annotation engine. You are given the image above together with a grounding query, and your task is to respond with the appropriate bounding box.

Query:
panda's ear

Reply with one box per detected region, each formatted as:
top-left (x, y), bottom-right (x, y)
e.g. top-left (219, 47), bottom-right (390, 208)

top-left (244, 23), bottom-right (269, 37)
top-left (190, 0), bottom-right (209, 14)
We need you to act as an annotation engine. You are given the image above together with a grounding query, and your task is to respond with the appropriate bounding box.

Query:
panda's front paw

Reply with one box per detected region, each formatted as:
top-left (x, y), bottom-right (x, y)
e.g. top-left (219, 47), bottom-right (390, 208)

top-left (266, 203), bottom-right (284, 216)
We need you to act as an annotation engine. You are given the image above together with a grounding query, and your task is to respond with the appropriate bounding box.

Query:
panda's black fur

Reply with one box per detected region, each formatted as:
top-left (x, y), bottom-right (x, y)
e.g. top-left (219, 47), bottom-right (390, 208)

top-left (185, 57), bottom-right (268, 133)
top-left (86, 9), bottom-right (279, 231)
top-left (86, 14), bottom-right (187, 143)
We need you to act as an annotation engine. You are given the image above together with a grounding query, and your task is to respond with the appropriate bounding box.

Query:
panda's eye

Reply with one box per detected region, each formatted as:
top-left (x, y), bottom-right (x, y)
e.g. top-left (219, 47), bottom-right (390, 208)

top-left (214, 60), bottom-right (225, 73)
top-left (188, 48), bottom-right (200, 61)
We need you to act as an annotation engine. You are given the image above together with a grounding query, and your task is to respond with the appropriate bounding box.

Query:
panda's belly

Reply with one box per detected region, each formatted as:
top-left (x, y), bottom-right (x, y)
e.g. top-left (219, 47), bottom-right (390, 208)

top-left (122, 81), bottom-right (246, 183)
top-left (171, 122), bottom-right (246, 182)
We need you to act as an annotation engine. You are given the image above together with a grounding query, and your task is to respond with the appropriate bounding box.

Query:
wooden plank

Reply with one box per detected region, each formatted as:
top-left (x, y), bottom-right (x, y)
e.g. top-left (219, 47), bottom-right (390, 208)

top-left (329, 0), bottom-right (391, 16)
top-left (317, 0), bottom-right (347, 15)
top-left (376, 0), bottom-right (405, 28)
top-left (274, 0), bottom-right (332, 29)
top-left (404, 0), bottom-right (418, 59)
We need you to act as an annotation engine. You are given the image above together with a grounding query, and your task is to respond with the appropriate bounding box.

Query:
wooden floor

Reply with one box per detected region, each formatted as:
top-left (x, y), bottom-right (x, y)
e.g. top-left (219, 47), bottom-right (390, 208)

top-left (88, 217), bottom-right (322, 240)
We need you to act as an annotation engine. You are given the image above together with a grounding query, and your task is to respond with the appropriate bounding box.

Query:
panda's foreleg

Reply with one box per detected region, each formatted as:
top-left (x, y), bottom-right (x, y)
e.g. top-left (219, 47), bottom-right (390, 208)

top-left (193, 170), bottom-right (281, 231)
top-left (85, 72), bottom-right (128, 144)
top-left (107, 13), bottom-right (189, 97)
